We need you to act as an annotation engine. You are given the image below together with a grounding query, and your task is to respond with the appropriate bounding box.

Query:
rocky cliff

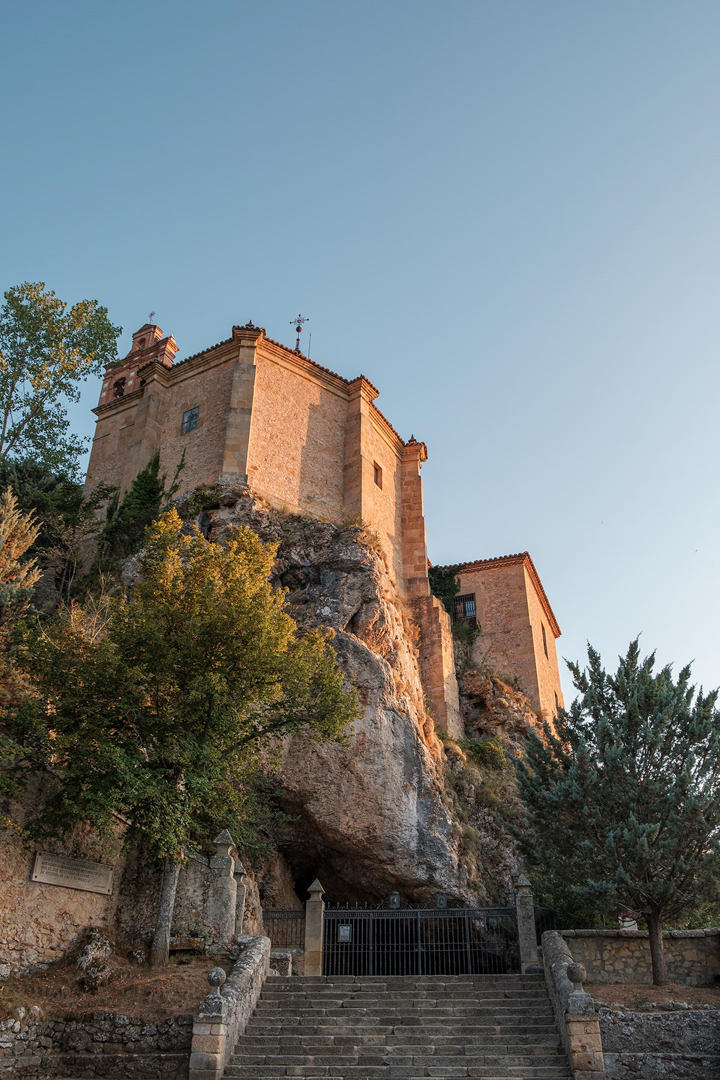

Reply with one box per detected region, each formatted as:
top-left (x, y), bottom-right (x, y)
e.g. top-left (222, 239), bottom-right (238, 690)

top-left (176, 486), bottom-right (540, 909)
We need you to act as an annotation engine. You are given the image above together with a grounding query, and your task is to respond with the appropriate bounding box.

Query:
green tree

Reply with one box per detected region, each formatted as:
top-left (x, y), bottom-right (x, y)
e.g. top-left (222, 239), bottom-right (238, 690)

top-left (98, 452), bottom-right (183, 569)
top-left (515, 641), bottom-right (720, 984)
top-left (428, 565), bottom-right (460, 614)
top-left (0, 282), bottom-right (120, 475)
top-left (0, 489), bottom-right (39, 729)
top-left (0, 458), bottom-right (115, 605)
top-left (16, 510), bottom-right (360, 964)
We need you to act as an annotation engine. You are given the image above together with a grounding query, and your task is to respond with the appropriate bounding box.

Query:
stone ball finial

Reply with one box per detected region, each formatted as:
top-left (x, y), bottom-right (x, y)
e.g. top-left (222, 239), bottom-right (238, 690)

top-left (567, 962), bottom-right (587, 988)
top-left (208, 967), bottom-right (227, 996)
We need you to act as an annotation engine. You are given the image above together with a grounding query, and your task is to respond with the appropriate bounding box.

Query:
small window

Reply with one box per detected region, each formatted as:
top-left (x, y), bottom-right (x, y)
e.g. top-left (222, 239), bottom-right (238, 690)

top-left (554, 691), bottom-right (560, 713)
top-left (453, 593), bottom-right (477, 628)
top-left (182, 406), bottom-right (199, 434)
top-left (373, 462), bottom-right (383, 488)
top-left (542, 622), bottom-right (549, 659)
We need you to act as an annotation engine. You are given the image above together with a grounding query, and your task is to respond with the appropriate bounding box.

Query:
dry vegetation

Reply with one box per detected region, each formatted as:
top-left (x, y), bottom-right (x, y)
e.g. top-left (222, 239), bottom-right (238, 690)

top-left (0, 953), bottom-right (230, 1021)
top-left (588, 981), bottom-right (720, 1010)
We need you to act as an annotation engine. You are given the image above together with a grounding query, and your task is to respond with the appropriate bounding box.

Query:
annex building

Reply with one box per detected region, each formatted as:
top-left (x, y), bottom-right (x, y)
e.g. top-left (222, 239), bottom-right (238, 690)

top-left (86, 319), bottom-right (564, 724)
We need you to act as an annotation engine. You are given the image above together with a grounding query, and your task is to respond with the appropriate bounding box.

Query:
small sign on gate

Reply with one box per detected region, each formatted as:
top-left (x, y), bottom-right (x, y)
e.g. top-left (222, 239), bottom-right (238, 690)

top-left (338, 924), bottom-right (352, 943)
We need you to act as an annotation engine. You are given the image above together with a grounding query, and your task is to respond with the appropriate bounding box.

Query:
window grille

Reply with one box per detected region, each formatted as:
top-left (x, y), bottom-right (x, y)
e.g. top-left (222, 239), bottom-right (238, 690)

top-left (182, 406), bottom-right (199, 434)
top-left (453, 593), bottom-right (477, 628)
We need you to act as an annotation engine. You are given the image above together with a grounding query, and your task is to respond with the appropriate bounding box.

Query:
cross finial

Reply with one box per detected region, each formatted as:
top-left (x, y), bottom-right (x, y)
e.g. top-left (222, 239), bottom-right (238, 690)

top-left (289, 313), bottom-right (309, 352)
top-left (148, 310), bottom-right (156, 323)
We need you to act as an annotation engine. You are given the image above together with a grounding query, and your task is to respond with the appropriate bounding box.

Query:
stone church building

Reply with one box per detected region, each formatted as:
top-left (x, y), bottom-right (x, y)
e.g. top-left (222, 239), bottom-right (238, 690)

top-left (86, 319), bottom-right (564, 724)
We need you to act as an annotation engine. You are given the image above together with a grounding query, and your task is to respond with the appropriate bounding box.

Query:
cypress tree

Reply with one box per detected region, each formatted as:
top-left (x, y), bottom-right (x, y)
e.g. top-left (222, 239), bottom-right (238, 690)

top-left (515, 640), bottom-right (720, 985)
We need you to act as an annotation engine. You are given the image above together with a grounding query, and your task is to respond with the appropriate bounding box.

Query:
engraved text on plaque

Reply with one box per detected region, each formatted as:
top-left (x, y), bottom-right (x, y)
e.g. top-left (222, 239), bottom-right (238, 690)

top-left (31, 853), bottom-right (114, 895)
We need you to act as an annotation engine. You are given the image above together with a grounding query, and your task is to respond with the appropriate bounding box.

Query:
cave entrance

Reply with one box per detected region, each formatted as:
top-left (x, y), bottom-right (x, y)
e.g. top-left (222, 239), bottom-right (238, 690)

top-left (322, 904), bottom-right (520, 976)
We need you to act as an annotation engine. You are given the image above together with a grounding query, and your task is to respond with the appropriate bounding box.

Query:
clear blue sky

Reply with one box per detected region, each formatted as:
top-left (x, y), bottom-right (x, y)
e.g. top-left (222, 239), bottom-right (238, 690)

top-left (2, 1), bottom-right (719, 698)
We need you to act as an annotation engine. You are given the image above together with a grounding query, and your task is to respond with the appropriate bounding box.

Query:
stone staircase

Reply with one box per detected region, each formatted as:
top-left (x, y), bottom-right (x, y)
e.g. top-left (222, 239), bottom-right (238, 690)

top-left (224, 973), bottom-right (572, 1079)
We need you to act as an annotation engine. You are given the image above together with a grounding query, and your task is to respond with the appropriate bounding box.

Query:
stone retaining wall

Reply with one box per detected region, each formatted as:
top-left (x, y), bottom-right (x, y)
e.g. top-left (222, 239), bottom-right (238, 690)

top-left (599, 1007), bottom-right (720, 1079)
top-left (188, 935), bottom-right (270, 1080)
top-left (0, 1011), bottom-right (192, 1078)
top-left (541, 931), bottom-right (605, 1078)
top-left (562, 929), bottom-right (720, 986)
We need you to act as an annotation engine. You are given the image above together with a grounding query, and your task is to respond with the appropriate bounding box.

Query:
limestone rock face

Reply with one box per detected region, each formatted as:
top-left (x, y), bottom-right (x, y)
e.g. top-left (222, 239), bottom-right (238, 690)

top-left (188, 487), bottom-right (474, 905)
top-left (459, 669), bottom-right (546, 748)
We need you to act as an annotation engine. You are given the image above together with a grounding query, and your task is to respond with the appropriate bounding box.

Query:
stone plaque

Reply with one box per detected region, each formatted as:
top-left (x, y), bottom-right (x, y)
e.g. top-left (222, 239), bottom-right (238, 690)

top-left (31, 852), bottom-right (114, 895)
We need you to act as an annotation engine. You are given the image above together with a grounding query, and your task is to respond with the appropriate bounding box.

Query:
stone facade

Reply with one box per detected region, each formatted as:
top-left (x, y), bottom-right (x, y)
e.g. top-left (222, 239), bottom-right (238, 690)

top-left (87, 323), bottom-right (429, 603)
top-left (439, 552), bottom-right (565, 719)
top-left (562, 929), bottom-right (720, 987)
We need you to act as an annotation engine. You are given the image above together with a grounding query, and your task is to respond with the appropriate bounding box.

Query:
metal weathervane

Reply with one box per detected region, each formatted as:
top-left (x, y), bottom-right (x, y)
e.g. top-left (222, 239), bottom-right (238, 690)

top-left (290, 313), bottom-right (309, 352)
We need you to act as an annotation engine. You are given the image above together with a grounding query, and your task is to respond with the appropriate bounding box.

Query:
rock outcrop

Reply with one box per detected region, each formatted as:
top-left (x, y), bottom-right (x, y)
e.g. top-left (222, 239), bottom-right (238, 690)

top-left (183, 486), bottom-right (468, 905)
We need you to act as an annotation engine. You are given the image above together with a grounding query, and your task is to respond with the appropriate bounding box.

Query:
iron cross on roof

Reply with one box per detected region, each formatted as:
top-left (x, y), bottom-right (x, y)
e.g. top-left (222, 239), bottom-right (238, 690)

top-left (290, 313), bottom-right (309, 352)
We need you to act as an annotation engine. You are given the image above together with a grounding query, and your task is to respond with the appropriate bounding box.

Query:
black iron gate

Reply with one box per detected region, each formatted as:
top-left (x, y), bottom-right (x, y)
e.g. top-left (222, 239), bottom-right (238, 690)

top-left (322, 906), bottom-right (519, 976)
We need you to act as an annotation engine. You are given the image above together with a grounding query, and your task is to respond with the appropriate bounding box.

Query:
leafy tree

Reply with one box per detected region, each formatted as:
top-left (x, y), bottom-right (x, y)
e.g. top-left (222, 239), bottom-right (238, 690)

top-left (515, 641), bottom-right (720, 984)
top-left (0, 489), bottom-right (39, 731)
top-left (0, 282), bottom-right (120, 475)
top-left (0, 458), bottom-right (115, 605)
top-left (16, 511), bottom-right (360, 964)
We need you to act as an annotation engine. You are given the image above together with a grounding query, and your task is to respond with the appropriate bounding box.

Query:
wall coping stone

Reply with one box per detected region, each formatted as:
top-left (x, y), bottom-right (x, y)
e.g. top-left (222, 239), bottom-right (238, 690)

top-left (562, 928), bottom-right (720, 940)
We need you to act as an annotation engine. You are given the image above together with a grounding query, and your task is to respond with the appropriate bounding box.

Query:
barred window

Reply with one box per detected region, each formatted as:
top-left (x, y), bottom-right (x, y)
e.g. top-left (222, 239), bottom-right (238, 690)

top-left (453, 593), bottom-right (477, 627)
top-left (182, 407), bottom-right (199, 434)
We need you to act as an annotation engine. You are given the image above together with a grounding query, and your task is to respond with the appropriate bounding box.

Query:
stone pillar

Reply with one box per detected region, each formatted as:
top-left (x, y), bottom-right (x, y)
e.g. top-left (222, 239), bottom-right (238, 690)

top-left (220, 324), bottom-right (262, 484)
top-left (304, 878), bottom-right (325, 977)
top-left (233, 860), bottom-right (247, 940)
top-left (515, 873), bottom-right (539, 972)
top-left (207, 830), bottom-right (238, 946)
top-left (343, 377), bottom-right (376, 521)
top-left (400, 439), bottom-right (430, 599)
top-left (566, 963), bottom-right (606, 1078)
top-left (120, 361), bottom-right (171, 494)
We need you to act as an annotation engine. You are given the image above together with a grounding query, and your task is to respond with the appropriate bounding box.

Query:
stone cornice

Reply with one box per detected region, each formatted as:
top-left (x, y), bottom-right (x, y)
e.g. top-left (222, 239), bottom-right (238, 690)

top-left (93, 388), bottom-right (144, 417)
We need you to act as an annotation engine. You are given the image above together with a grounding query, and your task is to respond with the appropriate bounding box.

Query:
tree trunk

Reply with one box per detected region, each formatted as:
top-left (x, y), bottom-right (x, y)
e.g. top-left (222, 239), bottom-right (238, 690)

top-left (647, 911), bottom-right (668, 986)
top-left (149, 859), bottom-right (181, 967)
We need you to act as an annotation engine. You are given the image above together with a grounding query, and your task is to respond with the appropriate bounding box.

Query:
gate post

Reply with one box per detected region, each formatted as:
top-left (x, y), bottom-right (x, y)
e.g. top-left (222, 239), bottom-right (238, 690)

top-left (304, 879), bottom-right (325, 976)
top-left (515, 874), bottom-right (539, 972)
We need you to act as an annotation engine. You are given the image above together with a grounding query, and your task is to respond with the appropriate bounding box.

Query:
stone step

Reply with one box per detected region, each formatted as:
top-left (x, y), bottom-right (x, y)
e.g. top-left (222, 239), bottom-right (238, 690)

top-left (254, 1003), bottom-right (555, 1014)
top-left (240, 1038), bottom-right (563, 1050)
top-left (225, 1067), bottom-right (571, 1078)
top-left (263, 986), bottom-right (547, 996)
top-left (276, 978), bottom-right (545, 989)
top-left (259, 994), bottom-right (551, 1005)
top-left (224, 973), bottom-right (569, 1080)
top-left (248, 1019), bottom-right (559, 1031)
top-left (231, 1053), bottom-right (570, 1067)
